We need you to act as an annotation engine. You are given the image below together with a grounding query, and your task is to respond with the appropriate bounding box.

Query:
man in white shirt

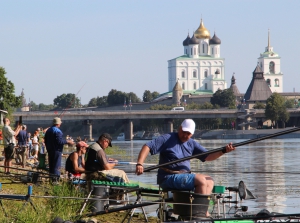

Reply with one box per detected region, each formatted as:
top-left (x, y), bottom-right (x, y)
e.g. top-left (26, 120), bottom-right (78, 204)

top-left (2, 118), bottom-right (21, 174)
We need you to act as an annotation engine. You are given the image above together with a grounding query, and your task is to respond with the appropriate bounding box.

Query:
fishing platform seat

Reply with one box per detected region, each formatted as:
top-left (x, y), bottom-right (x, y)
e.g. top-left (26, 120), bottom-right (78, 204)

top-left (79, 180), bottom-right (140, 215)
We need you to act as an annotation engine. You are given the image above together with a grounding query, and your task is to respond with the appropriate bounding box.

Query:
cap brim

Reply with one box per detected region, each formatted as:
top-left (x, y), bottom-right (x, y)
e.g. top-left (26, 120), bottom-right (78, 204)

top-left (182, 127), bottom-right (194, 134)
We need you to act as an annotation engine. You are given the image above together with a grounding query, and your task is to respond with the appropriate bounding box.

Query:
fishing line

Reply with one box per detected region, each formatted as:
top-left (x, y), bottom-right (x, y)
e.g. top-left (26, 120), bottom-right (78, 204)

top-left (59, 82), bottom-right (87, 118)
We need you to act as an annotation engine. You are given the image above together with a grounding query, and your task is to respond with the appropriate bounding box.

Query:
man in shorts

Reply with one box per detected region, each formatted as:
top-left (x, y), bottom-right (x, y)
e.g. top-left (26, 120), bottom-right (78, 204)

top-left (135, 119), bottom-right (235, 194)
top-left (2, 118), bottom-right (22, 174)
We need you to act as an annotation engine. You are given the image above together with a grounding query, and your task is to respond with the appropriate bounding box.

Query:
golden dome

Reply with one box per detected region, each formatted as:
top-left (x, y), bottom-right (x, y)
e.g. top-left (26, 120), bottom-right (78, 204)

top-left (194, 19), bottom-right (210, 39)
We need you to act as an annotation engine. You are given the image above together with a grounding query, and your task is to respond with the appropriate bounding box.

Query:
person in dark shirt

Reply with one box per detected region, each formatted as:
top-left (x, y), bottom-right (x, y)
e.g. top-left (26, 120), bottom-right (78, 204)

top-left (65, 141), bottom-right (88, 179)
top-left (85, 133), bottom-right (129, 191)
top-left (44, 117), bottom-right (74, 182)
top-left (16, 125), bottom-right (28, 168)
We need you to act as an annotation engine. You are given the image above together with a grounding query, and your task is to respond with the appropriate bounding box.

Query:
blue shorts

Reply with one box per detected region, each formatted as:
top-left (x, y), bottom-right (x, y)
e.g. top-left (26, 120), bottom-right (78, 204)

top-left (159, 173), bottom-right (195, 191)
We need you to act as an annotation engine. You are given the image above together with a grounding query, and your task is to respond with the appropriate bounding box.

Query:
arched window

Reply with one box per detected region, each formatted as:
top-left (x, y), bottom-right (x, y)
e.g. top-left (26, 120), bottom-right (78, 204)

top-left (191, 48), bottom-right (193, 55)
top-left (181, 71), bottom-right (185, 78)
top-left (194, 48), bottom-right (196, 55)
top-left (193, 82), bottom-right (197, 90)
top-left (275, 79), bottom-right (279, 87)
top-left (205, 83), bottom-right (207, 90)
top-left (266, 79), bottom-right (271, 87)
top-left (204, 70), bottom-right (208, 78)
top-left (185, 49), bottom-right (187, 54)
top-left (211, 47), bottom-right (214, 54)
top-left (269, 61), bottom-right (275, 73)
top-left (202, 44), bottom-right (204, 53)
top-left (193, 71), bottom-right (197, 78)
top-left (182, 82), bottom-right (185, 90)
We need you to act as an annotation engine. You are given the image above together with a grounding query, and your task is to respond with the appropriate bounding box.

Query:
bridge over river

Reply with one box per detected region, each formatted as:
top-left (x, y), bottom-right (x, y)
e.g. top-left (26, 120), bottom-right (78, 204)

top-left (12, 108), bottom-right (300, 140)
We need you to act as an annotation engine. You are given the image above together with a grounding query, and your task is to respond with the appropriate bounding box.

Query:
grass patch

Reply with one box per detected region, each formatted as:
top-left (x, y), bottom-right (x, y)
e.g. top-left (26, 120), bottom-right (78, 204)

top-left (0, 174), bottom-right (159, 223)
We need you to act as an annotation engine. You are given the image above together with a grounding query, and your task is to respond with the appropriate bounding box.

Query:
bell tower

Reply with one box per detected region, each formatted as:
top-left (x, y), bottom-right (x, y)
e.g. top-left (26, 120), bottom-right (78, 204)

top-left (257, 30), bottom-right (283, 93)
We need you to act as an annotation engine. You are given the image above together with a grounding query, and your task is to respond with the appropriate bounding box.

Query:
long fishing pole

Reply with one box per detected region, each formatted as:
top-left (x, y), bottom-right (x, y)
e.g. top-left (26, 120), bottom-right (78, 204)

top-left (59, 82), bottom-right (87, 118)
top-left (144, 127), bottom-right (300, 172)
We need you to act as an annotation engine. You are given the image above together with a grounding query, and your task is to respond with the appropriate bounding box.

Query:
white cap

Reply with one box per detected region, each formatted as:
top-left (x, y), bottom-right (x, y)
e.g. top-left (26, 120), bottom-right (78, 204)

top-left (181, 119), bottom-right (195, 134)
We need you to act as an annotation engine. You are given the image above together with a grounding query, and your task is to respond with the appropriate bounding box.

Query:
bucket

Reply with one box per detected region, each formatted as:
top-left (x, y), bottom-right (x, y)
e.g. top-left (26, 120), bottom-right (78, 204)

top-left (172, 191), bottom-right (211, 219)
top-left (89, 186), bottom-right (109, 212)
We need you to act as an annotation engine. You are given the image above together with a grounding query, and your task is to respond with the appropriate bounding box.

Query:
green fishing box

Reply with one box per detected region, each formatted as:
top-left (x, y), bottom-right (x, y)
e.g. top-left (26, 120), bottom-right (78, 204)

top-left (212, 185), bottom-right (226, 193)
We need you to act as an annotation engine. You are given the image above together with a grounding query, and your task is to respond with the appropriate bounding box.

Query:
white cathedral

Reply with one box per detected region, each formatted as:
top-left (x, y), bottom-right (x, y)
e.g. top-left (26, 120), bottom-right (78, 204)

top-left (168, 20), bottom-right (283, 95)
top-left (168, 19), bottom-right (226, 94)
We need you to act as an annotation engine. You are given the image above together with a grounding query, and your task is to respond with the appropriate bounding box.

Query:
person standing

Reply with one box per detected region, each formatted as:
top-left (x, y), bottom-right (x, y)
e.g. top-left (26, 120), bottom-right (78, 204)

top-left (27, 132), bottom-right (32, 158)
top-left (31, 130), bottom-right (39, 159)
top-left (2, 117), bottom-right (22, 174)
top-left (44, 117), bottom-right (74, 182)
top-left (136, 119), bottom-right (235, 195)
top-left (16, 125), bottom-right (28, 168)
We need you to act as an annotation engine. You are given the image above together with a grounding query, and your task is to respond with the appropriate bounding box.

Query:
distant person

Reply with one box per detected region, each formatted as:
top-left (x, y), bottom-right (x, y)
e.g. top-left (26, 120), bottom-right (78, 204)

top-left (31, 130), bottom-right (39, 159)
top-left (65, 141), bottom-right (88, 179)
top-left (16, 125), bottom-right (28, 168)
top-left (27, 132), bottom-right (32, 158)
top-left (44, 117), bottom-right (74, 182)
top-left (85, 133), bottom-right (129, 190)
top-left (2, 118), bottom-right (22, 174)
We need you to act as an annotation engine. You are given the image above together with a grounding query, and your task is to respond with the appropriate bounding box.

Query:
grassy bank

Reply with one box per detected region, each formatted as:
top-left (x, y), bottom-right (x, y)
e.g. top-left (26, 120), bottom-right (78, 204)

top-left (0, 171), bottom-right (158, 223)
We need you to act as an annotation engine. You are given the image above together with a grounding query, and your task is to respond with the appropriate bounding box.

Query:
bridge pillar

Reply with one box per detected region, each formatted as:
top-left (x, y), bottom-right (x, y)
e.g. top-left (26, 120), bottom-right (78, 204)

top-left (123, 119), bottom-right (133, 141)
top-left (82, 119), bottom-right (93, 141)
top-left (164, 119), bottom-right (173, 133)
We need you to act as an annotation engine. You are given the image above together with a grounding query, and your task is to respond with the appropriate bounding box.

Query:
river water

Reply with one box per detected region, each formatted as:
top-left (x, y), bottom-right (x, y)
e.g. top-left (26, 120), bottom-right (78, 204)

top-left (64, 138), bottom-right (300, 216)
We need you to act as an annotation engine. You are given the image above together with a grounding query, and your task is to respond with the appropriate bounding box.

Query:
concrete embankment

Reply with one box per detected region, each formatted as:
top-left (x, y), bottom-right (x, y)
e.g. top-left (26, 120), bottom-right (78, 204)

top-left (197, 127), bottom-right (300, 139)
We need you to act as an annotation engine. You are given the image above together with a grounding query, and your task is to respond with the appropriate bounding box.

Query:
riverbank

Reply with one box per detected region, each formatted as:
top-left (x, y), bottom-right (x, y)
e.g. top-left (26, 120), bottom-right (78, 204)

top-left (198, 127), bottom-right (300, 139)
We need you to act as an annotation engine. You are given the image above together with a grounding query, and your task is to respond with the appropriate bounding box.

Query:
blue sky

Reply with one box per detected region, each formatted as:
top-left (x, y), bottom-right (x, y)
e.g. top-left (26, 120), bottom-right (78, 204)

top-left (1, 0), bottom-right (300, 105)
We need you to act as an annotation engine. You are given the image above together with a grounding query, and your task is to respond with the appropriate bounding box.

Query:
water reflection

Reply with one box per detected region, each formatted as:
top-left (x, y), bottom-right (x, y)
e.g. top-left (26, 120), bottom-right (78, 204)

top-left (111, 138), bottom-right (300, 214)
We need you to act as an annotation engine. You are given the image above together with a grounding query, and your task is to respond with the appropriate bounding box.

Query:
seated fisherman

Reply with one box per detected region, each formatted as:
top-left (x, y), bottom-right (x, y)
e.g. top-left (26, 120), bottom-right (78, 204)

top-left (65, 141), bottom-right (88, 179)
top-left (135, 119), bottom-right (236, 195)
top-left (85, 133), bottom-right (129, 188)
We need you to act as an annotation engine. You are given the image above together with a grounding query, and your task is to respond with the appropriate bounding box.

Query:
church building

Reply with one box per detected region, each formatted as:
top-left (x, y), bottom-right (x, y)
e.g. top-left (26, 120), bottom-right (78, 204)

top-left (257, 30), bottom-right (283, 93)
top-left (168, 19), bottom-right (226, 94)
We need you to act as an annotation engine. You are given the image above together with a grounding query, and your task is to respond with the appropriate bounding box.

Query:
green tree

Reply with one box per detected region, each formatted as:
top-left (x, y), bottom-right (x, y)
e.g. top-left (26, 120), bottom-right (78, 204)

top-left (142, 90), bottom-right (152, 102)
top-left (284, 98), bottom-right (295, 108)
top-left (127, 92), bottom-right (141, 104)
top-left (253, 102), bottom-right (266, 109)
top-left (210, 88), bottom-right (236, 108)
top-left (88, 96), bottom-right (108, 107)
top-left (107, 89), bottom-right (141, 106)
top-left (88, 97), bottom-right (97, 107)
top-left (143, 90), bottom-right (160, 102)
top-left (38, 103), bottom-right (54, 110)
top-left (0, 67), bottom-right (22, 113)
top-left (151, 91), bottom-right (160, 100)
top-left (265, 93), bottom-right (289, 128)
top-left (53, 93), bottom-right (80, 108)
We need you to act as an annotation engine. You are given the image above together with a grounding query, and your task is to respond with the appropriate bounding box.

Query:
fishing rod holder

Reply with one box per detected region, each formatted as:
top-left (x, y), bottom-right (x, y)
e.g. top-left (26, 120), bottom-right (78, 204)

top-left (212, 181), bottom-right (255, 219)
top-left (0, 184), bottom-right (37, 219)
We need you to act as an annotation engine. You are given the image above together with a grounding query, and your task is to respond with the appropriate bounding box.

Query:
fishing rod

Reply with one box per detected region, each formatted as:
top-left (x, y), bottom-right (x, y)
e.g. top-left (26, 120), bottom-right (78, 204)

top-left (144, 127), bottom-right (300, 172)
top-left (81, 198), bottom-right (173, 218)
top-left (110, 161), bottom-right (156, 166)
top-left (59, 83), bottom-right (86, 118)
